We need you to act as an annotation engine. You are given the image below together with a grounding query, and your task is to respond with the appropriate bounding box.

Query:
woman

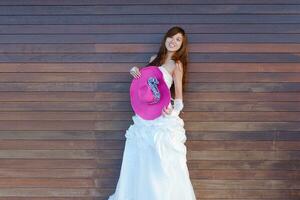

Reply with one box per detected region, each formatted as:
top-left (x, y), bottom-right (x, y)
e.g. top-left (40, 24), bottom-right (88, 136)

top-left (108, 26), bottom-right (196, 200)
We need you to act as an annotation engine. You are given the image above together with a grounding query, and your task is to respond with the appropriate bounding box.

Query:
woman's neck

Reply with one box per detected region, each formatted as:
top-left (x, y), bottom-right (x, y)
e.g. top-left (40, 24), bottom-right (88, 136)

top-left (165, 51), bottom-right (174, 62)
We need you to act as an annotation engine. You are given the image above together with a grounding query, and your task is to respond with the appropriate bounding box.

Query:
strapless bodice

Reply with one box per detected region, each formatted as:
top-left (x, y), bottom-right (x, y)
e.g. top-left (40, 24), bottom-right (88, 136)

top-left (158, 66), bottom-right (173, 89)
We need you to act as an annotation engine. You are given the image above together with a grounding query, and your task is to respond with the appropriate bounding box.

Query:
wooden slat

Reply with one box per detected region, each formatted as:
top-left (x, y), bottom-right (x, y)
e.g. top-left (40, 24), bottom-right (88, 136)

top-left (188, 131), bottom-right (300, 141)
top-left (188, 160), bottom-right (300, 170)
top-left (2, 72), bottom-right (300, 83)
top-left (187, 83), bottom-right (300, 92)
top-left (1, 34), bottom-right (300, 43)
top-left (1, 63), bottom-right (300, 73)
top-left (0, 15), bottom-right (300, 25)
top-left (2, 101), bottom-right (300, 112)
top-left (183, 112), bottom-right (300, 121)
top-left (0, 159), bottom-right (299, 170)
top-left (0, 150), bottom-right (123, 159)
top-left (0, 131), bottom-right (124, 140)
top-left (196, 189), bottom-right (300, 199)
top-left (0, 130), bottom-right (298, 141)
top-left (0, 121), bottom-right (299, 131)
top-left (0, 178), bottom-right (95, 187)
top-left (1, 53), bottom-right (300, 62)
top-left (1, 111), bottom-right (300, 121)
top-left (2, 44), bottom-right (300, 53)
top-left (0, 198), bottom-right (99, 200)
top-left (186, 141), bottom-right (300, 150)
top-left (184, 180), bottom-right (300, 189)
top-left (1, 72), bottom-right (300, 82)
top-left (0, 149), bottom-right (298, 160)
top-left (0, 92), bottom-right (300, 102)
top-left (0, 168), bottom-right (298, 179)
top-left (0, 188), bottom-right (106, 197)
top-left (0, 140), bottom-right (299, 150)
top-left (1, 5), bottom-right (300, 15)
top-left (184, 92), bottom-right (300, 101)
top-left (1, 25), bottom-right (300, 34)
top-left (189, 151), bottom-right (300, 161)
top-left (1, 83), bottom-right (300, 92)
top-left (0, 178), bottom-right (299, 190)
top-left (0, 159), bottom-right (121, 169)
top-left (0, 0), bottom-right (300, 5)
top-left (0, 140), bottom-right (125, 150)
top-left (0, 168), bottom-right (300, 180)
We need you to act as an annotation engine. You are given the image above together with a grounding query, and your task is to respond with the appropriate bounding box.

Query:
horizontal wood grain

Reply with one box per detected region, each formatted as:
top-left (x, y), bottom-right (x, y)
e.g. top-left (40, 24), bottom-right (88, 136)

top-left (0, 121), bottom-right (299, 131)
top-left (1, 24), bottom-right (300, 34)
top-left (1, 53), bottom-right (300, 62)
top-left (0, 34), bottom-right (300, 43)
top-left (0, 92), bottom-right (299, 101)
top-left (0, 198), bottom-right (101, 200)
top-left (1, 83), bottom-right (300, 92)
top-left (0, 149), bottom-right (298, 160)
top-left (195, 189), bottom-right (300, 199)
top-left (0, 15), bottom-right (300, 25)
top-left (188, 131), bottom-right (300, 141)
top-left (1, 101), bottom-right (300, 111)
top-left (0, 140), bottom-right (299, 150)
top-left (1, 5), bottom-right (300, 15)
top-left (0, 168), bottom-right (299, 179)
top-left (1, 63), bottom-right (300, 73)
top-left (1, 72), bottom-right (300, 82)
top-left (188, 151), bottom-right (300, 161)
top-left (0, 159), bottom-right (299, 170)
top-left (0, 178), bottom-right (95, 187)
top-left (0, 150), bottom-right (123, 159)
top-left (0, 159), bottom-right (121, 169)
top-left (0, 188), bottom-right (106, 197)
top-left (0, 130), bottom-right (298, 141)
top-left (188, 160), bottom-right (300, 170)
top-left (0, 0), bottom-right (299, 5)
top-left (0, 111), bottom-right (299, 121)
top-left (0, 178), bottom-right (298, 189)
top-left (2, 43), bottom-right (300, 53)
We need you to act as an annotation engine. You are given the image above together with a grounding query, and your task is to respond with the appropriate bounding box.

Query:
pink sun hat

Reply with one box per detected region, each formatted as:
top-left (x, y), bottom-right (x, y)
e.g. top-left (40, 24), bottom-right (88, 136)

top-left (130, 66), bottom-right (171, 120)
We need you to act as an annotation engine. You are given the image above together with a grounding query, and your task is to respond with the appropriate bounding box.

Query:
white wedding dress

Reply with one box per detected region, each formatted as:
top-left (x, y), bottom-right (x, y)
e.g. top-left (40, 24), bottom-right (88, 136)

top-left (108, 66), bottom-right (197, 200)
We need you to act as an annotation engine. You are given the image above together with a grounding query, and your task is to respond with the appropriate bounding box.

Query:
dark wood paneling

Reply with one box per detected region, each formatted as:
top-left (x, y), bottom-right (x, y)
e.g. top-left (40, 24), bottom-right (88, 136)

top-left (1, 0), bottom-right (300, 5)
top-left (1, 63), bottom-right (300, 72)
top-left (1, 25), bottom-right (300, 34)
top-left (1, 34), bottom-right (300, 43)
top-left (2, 44), bottom-right (300, 53)
top-left (1, 15), bottom-right (300, 24)
top-left (0, 0), bottom-right (299, 199)
top-left (1, 5), bottom-right (300, 15)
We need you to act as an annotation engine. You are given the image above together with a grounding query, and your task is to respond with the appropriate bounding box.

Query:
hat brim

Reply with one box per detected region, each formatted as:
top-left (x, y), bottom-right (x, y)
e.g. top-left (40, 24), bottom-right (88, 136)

top-left (130, 66), bottom-right (171, 120)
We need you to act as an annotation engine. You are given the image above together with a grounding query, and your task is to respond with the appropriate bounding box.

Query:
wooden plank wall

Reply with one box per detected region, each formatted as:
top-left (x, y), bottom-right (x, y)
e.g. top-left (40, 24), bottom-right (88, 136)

top-left (0, 0), bottom-right (299, 199)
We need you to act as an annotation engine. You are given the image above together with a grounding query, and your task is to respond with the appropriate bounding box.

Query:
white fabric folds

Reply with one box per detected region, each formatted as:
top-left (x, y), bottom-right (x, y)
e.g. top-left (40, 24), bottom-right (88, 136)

top-left (107, 66), bottom-right (196, 200)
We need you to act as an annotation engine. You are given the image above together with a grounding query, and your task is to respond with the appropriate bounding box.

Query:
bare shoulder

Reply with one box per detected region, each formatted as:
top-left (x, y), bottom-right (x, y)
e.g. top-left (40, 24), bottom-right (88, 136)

top-left (164, 59), bottom-right (176, 70)
top-left (166, 59), bottom-right (183, 75)
top-left (149, 54), bottom-right (157, 63)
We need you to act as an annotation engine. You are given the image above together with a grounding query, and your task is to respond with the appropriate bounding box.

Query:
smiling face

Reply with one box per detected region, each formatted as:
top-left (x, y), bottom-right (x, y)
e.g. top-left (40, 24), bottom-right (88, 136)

top-left (165, 32), bottom-right (183, 53)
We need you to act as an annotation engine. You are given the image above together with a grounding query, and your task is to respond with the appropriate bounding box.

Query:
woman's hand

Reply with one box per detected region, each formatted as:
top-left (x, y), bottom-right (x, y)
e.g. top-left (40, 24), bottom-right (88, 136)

top-left (162, 105), bottom-right (173, 117)
top-left (130, 66), bottom-right (141, 79)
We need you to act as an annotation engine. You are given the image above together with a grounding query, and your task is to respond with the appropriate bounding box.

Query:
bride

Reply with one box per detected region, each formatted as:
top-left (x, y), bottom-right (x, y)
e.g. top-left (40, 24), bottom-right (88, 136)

top-left (108, 26), bottom-right (197, 200)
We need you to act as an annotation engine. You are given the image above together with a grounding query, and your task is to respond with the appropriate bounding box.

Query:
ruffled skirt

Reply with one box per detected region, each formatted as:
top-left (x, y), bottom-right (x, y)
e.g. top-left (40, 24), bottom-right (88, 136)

top-left (108, 114), bottom-right (196, 200)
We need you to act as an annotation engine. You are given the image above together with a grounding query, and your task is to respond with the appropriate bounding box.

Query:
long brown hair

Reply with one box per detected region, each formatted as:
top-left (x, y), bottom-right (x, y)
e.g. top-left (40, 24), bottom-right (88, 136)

top-left (145, 26), bottom-right (189, 98)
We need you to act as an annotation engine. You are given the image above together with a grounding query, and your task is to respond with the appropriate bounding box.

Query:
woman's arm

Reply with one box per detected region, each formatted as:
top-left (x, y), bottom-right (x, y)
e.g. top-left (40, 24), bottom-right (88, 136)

top-left (173, 61), bottom-right (183, 99)
top-left (171, 61), bottom-right (184, 116)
